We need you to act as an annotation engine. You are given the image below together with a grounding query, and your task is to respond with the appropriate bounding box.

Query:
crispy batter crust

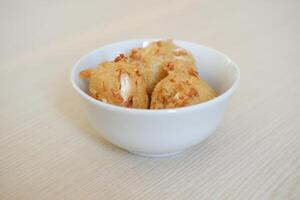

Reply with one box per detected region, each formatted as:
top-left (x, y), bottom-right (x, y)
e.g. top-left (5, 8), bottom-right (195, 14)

top-left (79, 69), bottom-right (94, 79)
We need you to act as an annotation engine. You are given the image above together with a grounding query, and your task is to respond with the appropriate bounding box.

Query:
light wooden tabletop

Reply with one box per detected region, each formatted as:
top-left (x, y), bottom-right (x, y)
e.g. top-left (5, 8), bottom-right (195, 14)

top-left (1, 0), bottom-right (300, 199)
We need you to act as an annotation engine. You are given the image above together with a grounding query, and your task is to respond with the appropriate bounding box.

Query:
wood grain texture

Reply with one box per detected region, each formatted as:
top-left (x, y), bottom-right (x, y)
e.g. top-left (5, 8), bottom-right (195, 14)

top-left (1, 0), bottom-right (300, 199)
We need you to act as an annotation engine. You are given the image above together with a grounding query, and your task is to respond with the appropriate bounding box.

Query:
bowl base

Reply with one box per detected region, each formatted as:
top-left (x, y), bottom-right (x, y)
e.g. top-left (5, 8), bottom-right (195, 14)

top-left (130, 150), bottom-right (182, 158)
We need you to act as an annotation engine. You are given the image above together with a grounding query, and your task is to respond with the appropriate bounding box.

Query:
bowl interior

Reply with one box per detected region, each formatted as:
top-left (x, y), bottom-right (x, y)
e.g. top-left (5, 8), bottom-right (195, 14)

top-left (72, 39), bottom-right (239, 99)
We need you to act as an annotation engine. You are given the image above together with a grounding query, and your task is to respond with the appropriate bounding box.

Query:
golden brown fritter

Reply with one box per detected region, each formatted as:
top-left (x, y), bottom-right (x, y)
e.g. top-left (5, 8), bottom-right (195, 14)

top-left (150, 72), bottom-right (217, 109)
top-left (81, 54), bottom-right (149, 109)
top-left (129, 40), bottom-right (195, 94)
top-left (79, 40), bottom-right (218, 110)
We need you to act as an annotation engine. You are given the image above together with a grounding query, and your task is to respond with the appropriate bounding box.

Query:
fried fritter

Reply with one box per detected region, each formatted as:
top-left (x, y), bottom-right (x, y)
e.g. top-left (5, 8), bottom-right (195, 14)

top-left (79, 40), bottom-right (218, 110)
top-left (80, 54), bottom-right (149, 109)
top-left (150, 71), bottom-right (217, 109)
top-left (129, 40), bottom-right (195, 94)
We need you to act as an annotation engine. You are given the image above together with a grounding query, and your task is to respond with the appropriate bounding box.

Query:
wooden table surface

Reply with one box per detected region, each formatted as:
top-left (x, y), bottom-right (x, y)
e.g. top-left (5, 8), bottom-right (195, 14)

top-left (1, 0), bottom-right (300, 199)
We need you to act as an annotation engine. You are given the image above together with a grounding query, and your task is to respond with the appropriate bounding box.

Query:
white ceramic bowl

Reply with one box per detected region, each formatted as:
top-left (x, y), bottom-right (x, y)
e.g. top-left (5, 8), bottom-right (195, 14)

top-left (71, 39), bottom-right (240, 157)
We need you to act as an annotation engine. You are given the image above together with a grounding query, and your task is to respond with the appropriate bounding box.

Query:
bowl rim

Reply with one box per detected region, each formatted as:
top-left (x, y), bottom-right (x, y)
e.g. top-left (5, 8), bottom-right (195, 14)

top-left (70, 39), bottom-right (240, 115)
